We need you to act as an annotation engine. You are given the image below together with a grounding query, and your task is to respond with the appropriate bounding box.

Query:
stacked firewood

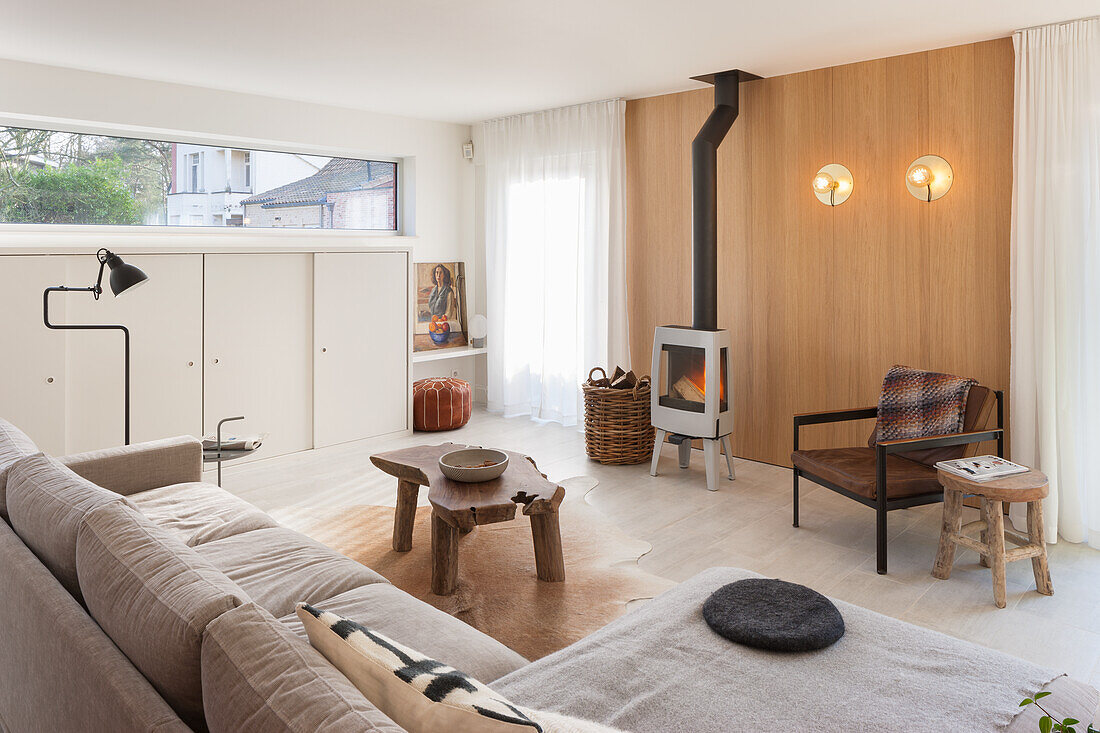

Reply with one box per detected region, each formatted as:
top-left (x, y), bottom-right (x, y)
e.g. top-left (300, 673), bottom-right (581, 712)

top-left (589, 366), bottom-right (639, 390)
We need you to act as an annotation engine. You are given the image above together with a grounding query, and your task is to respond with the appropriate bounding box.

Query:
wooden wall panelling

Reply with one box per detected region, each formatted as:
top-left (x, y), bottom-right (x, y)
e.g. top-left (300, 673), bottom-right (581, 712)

top-left (626, 92), bottom-right (692, 374)
top-left (624, 39), bottom-right (1014, 467)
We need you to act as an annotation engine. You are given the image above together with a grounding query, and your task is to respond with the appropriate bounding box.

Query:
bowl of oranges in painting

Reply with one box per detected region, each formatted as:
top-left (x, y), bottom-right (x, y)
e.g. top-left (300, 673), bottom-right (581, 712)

top-left (429, 314), bottom-right (451, 344)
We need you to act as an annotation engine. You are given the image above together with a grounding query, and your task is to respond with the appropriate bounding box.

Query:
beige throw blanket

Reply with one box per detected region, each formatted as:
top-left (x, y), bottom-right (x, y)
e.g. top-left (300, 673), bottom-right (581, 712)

top-left (494, 567), bottom-right (1071, 732)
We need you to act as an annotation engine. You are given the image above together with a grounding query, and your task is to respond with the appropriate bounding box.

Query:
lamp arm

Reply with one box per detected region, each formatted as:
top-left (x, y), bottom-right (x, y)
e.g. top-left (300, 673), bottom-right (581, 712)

top-left (43, 286), bottom-right (132, 445)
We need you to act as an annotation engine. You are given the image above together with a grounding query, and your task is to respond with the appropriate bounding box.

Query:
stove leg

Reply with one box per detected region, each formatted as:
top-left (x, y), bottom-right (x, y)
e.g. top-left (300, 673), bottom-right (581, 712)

top-left (721, 435), bottom-right (736, 480)
top-left (703, 439), bottom-right (719, 491)
top-left (650, 428), bottom-right (666, 476)
top-left (677, 438), bottom-right (692, 469)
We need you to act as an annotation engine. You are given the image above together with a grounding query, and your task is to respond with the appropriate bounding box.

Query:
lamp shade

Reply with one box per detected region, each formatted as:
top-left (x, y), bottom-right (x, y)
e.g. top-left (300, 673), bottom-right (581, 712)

top-left (104, 253), bottom-right (149, 296)
top-left (469, 314), bottom-right (488, 340)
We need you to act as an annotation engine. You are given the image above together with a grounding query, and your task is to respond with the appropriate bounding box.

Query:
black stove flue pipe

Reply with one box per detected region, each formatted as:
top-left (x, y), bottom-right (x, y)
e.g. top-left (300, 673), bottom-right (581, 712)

top-left (689, 69), bottom-right (761, 331)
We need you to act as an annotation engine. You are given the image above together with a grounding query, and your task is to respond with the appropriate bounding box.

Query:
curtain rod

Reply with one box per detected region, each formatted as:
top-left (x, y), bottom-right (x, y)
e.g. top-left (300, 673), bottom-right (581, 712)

top-left (1014, 14), bottom-right (1099, 34)
top-left (478, 98), bottom-right (623, 126)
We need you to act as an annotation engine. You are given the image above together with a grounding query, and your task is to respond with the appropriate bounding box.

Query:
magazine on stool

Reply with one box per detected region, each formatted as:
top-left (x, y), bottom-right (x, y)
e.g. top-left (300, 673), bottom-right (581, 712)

top-left (935, 455), bottom-right (1029, 482)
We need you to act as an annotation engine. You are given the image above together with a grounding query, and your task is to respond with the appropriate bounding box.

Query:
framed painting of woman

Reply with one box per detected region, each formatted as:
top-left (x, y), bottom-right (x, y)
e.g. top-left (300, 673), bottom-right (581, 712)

top-left (414, 261), bottom-right (469, 351)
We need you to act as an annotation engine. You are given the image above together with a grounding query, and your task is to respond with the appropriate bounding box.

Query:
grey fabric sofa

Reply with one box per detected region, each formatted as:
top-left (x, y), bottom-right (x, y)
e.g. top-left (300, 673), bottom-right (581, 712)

top-left (1, 416), bottom-right (1096, 732)
top-left (0, 419), bottom-right (524, 733)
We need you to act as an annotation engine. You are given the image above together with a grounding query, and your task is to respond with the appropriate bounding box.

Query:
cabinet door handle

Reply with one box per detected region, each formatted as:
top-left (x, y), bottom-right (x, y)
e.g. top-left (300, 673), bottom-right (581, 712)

top-left (212, 358), bottom-right (220, 365)
top-left (188, 361), bottom-right (195, 367)
top-left (321, 347), bottom-right (327, 353)
top-left (46, 377), bottom-right (55, 384)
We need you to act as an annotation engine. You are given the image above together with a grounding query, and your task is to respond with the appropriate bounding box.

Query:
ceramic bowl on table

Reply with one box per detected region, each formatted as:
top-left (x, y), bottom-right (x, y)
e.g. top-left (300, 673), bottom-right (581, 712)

top-left (438, 448), bottom-right (509, 483)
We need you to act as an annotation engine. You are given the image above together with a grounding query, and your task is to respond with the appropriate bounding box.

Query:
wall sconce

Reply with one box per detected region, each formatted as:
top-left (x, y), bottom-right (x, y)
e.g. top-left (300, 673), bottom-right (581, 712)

top-left (905, 155), bottom-right (953, 202)
top-left (811, 164), bottom-right (853, 206)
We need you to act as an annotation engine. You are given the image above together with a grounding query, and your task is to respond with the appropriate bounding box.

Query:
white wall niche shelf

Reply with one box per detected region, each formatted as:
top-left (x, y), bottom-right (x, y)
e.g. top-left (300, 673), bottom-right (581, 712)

top-left (412, 346), bottom-right (486, 363)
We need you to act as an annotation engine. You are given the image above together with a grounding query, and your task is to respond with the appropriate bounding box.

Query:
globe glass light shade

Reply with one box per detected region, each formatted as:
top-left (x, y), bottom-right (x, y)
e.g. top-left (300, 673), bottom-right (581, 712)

top-left (906, 164), bottom-right (933, 187)
top-left (812, 172), bottom-right (836, 194)
top-left (469, 314), bottom-right (488, 340)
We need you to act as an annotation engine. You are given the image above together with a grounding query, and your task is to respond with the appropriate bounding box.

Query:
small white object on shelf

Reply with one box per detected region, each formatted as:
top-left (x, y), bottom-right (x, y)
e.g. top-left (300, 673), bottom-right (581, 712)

top-left (412, 346), bottom-right (487, 363)
top-left (935, 455), bottom-right (1029, 482)
top-left (469, 314), bottom-right (488, 349)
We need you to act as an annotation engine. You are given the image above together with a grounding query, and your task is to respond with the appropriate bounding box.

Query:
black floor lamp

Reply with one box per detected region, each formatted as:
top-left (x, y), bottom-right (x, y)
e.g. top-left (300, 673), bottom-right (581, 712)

top-left (43, 248), bottom-right (149, 445)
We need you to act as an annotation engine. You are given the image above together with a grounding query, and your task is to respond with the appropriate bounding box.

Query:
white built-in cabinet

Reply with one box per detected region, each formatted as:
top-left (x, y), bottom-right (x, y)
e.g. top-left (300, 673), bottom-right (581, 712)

top-left (0, 248), bottom-right (410, 459)
top-left (65, 254), bottom-right (204, 455)
top-left (203, 254), bottom-right (315, 463)
top-left (0, 256), bottom-right (68, 454)
top-left (313, 252), bottom-right (409, 447)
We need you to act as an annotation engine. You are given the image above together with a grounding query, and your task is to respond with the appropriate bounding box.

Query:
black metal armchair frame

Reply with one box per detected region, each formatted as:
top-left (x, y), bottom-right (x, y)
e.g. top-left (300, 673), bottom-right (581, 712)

top-left (792, 390), bottom-right (1004, 575)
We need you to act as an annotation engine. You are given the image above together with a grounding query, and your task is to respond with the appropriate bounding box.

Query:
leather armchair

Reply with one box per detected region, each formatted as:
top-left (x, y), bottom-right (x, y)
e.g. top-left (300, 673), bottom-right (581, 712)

top-left (792, 386), bottom-right (1003, 575)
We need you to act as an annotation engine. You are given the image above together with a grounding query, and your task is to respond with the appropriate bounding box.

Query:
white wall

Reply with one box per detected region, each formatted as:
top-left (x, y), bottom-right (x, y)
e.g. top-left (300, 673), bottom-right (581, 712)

top-left (0, 57), bottom-right (487, 401)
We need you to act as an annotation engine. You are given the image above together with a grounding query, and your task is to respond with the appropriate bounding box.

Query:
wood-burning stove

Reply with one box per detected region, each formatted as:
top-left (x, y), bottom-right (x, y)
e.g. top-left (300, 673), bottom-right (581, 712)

top-left (649, 68), bottom-right (759, 491)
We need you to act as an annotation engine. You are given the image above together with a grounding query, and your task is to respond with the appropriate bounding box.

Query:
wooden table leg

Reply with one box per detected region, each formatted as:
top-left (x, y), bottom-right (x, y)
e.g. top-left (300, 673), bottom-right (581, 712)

top-left (979, 514), bottom-right (991, 568)
top-left (933, 488), bottom-right (963, 580)
top-left (982, 498), bottom-right (1008, 609)
top-left (530, 511), bottom-right (565, 582)
top-left (1027, 500), bottom-right (1054, 596)
top-left (431, 512), bottom-right (459, 595)
top-left (392, 480), bottom-right (419, 552)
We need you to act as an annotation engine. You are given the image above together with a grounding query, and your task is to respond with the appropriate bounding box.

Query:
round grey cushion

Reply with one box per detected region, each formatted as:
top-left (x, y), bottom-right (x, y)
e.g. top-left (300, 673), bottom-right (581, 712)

top-left (702, 578), bottom-right (845, 652)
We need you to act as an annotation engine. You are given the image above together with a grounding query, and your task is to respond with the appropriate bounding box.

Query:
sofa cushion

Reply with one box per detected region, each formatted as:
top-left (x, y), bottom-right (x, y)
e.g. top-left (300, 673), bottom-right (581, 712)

top-left (0, 417), bottom-right (37, 521)
top-left (0, 519), bottom-right (190, 733)
top-left (280, 583), bottom-right (527, 684)
top-left (194, 526), bottom-right (387, 619)
top-left (77, 501), bottom-right (249, 731)
top-left (297, 603), bottom-right (541, 733)
top-left (129, 481), bottom-right (279, 546)
top-left (201, 602), bottom-right (406, 733)
top-left (6, 453), bottom-right (131, 600)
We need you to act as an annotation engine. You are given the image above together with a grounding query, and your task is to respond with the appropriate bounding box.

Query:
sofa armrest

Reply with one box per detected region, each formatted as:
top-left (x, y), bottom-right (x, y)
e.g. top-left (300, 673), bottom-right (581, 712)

top-left (60, 436), bottom-right (202, 496)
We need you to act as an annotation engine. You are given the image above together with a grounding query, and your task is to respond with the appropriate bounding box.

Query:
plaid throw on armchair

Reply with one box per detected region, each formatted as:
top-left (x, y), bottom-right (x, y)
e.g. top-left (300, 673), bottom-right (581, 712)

top-left (872, 365), bottom-right (976, 445)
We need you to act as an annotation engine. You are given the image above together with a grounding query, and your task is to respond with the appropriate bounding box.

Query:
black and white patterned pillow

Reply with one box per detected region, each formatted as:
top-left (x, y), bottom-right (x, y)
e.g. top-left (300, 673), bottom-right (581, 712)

top-left (298, 603), bottom-right (542, 732)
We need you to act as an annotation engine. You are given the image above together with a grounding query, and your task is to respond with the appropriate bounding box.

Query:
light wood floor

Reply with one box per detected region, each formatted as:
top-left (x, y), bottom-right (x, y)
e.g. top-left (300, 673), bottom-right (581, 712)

top-left (213, 408), bottom-right (1100, 687)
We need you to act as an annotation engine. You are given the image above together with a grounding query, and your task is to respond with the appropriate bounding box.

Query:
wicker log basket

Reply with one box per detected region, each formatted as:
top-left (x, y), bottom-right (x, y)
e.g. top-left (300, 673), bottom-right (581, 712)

top-left (582, 367), bottom-right (656, 465)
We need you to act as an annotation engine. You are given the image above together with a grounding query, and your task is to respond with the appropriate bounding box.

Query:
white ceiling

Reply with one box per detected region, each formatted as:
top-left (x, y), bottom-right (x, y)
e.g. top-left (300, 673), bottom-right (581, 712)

top-left (1, 1), bottom-right (1094, 125)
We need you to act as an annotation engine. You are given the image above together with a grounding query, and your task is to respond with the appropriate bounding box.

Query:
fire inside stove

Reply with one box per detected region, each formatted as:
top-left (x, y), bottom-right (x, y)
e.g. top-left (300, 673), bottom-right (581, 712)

top-left (658, 344), bottom-right (727, 413)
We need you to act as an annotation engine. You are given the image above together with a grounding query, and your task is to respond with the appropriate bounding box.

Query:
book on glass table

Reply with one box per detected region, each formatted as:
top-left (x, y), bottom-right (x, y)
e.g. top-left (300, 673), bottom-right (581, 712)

top-left (935, 455), bottom-right (1029, 482)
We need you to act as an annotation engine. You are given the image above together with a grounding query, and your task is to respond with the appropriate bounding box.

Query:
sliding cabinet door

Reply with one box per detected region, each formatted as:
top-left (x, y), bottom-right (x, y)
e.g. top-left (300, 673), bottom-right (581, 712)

top-left (0, 256), bottom-right (68, 454)
top-left (313, 252), bottom-right (409, 447)
top-left (64, 254), bottom-right (203, 453)
top-left (203, 254), bottom-right (313, 461)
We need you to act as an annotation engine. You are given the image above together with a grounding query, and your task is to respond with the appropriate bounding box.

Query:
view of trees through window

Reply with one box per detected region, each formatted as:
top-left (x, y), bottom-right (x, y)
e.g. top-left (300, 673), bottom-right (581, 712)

top-left (0, 126), bottom-right (398, 230)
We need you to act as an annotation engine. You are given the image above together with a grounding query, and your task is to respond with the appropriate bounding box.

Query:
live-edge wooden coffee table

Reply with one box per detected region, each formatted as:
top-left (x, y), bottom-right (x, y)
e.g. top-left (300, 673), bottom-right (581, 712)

top-left (370, 443), bottom-right (566, 595)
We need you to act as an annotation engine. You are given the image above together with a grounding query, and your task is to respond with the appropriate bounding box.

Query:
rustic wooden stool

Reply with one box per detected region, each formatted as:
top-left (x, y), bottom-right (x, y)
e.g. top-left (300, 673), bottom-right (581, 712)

top-left (933, 468), bottom-right (1053, 608)
top-left (370, 443), bottom-right (565, 596)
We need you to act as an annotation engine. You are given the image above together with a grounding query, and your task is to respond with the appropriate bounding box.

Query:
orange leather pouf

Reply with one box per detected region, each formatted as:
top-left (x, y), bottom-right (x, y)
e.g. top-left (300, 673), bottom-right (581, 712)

top-left (413, 377), bottom-right (472, 431)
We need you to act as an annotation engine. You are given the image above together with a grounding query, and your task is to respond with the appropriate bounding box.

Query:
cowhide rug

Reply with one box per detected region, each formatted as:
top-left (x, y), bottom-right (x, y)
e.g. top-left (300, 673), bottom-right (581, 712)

top-left (272, 477), bottom-right (674, 660)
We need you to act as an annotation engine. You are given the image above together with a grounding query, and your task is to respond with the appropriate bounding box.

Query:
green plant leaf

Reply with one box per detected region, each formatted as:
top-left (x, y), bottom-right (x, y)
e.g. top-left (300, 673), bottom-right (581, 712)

top-left (1021, 699), bottom-right (1035, 706)
top-left (1036, 692), bottom-right (1053, 699)
top-left (1040, 716), bottom-right (1053, 733)
top-left (1066, 720), bottom-right (1081, 726)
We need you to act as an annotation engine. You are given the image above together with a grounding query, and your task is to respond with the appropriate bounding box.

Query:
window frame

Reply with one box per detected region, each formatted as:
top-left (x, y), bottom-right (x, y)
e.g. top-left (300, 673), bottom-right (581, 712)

top-left (0, 115), bottom-right (406, 238)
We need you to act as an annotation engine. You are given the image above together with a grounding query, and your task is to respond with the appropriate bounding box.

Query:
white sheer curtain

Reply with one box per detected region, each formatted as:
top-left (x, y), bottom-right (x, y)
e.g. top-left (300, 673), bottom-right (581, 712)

top-left (1010, 17), bottom-right (1100, 545)
top-left (477, 100), bottom-right (628, 425)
